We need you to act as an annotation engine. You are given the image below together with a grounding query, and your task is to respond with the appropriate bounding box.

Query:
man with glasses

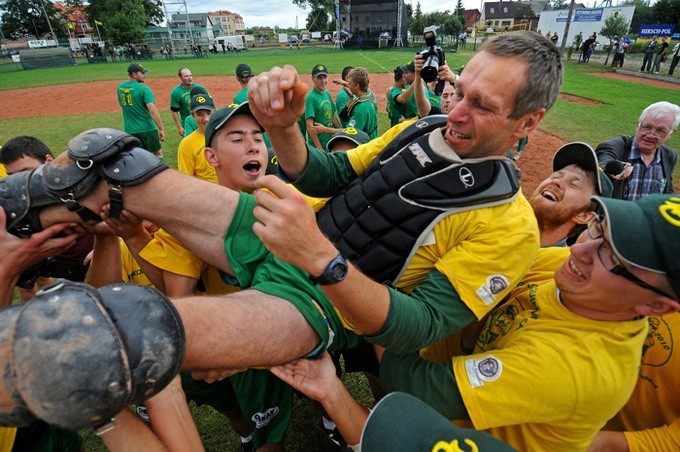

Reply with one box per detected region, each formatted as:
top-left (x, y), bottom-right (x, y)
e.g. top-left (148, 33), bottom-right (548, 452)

top-left (374, 194), bottom-right (680, 450)
top-left (596, 101), bottom-right (679, 200)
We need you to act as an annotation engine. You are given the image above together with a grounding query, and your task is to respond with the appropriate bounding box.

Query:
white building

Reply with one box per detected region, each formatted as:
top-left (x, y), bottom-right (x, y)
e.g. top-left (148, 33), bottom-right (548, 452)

top-left (537, 6), bottom-right (636, 47)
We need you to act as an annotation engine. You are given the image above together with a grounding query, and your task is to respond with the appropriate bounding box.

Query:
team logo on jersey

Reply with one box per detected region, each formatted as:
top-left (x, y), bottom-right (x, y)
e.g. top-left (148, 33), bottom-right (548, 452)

top-left (252, 406), bottom-right (280, 428)
top-left (659, 197), bottom-right (680, 227)
top-left (458, 166), bottom-right (474, 188)
top-left (409, 142), bottom-right (432, 167)
top-left (431, 438), bottom-right (479, 452)
top-left (414, 120), bottom-right (430, 129)
top-left (475, 274), bottom-right (509, 305)
top-left (464, 356), bottom-right (503, 388)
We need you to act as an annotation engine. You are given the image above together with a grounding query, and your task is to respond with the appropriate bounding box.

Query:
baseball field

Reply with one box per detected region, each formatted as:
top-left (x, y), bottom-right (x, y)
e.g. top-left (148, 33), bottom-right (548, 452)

top-left (1, 44), bottom-right (679, 450)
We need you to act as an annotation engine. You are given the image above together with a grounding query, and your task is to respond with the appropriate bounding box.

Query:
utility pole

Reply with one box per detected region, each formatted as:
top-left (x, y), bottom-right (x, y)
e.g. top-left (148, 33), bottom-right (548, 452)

top-left (560, 0), bottom-right (576, 55)
top-left (39, 0), bottom-right (58, 44)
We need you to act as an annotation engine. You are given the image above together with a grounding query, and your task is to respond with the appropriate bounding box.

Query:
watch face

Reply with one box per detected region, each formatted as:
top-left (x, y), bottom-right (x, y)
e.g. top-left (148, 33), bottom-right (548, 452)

top-left (332, 262), bottom-right (348, 279)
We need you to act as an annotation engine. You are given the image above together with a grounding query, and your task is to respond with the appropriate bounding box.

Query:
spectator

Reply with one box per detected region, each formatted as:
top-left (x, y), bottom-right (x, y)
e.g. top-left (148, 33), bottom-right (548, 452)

top-left (641, 35), bottom-right (658, 72)
top-left (652, 37), bottom-right (669, 74)
top-left (596, 101), bottom-right (679, 200)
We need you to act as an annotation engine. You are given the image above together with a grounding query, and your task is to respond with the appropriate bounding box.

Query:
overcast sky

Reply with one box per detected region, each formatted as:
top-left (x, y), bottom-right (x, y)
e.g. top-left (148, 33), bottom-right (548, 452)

top-left (183, 0), bottom-right (485, 29)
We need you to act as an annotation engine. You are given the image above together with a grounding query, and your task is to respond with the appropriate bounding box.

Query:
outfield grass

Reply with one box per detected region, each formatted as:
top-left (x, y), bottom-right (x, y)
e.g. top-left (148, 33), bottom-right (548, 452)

top-left (4, 47), bottom-right (680, 450)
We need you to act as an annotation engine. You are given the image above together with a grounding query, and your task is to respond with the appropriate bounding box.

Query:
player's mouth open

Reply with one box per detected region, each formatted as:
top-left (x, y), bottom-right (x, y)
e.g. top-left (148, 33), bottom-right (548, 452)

top-left (541, 189), bottom-right (559, 202)
top-left (448, 129), bottom-right (470, 140)
top-left (568, 259), bottom-right (584, 278)
top-left (243, 161), bottom-right (261, 174)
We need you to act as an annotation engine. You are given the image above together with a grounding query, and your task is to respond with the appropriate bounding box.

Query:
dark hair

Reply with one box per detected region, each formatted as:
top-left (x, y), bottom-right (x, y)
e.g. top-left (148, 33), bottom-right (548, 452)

top-left (481, 32), bottom-right (563, 119)
top-left (0, 136), bottom-right (53, 165)
top-left (341, 66), bottom-right (354, 81)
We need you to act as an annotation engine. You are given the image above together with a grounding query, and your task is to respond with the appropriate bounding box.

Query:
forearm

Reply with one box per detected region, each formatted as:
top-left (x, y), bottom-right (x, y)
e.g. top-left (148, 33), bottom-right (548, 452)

top-left (414, 78), bottom-right (431, 118)
top-left (128, 238), bottom-right (166, 293)
top-left (368, 270), bottom-right (476, 353)
top-left (320, 378), bottom-right (369, 447)
top-left (144, 378), bottom-right (204, 452)
top-left (268, 124), bottom-right (309, 180)
top-left (101, 408), bottom-right (167, 452)
top-left (0, 273), bottom-right (18, 306)
top-left (623, 419), bottom-right (680, 452)
top-left (380, 351), bottom-right (469, 420)
top-left (171, 111), bottom-right (182, 130)
top-left (307, 119), bottom-right (324, 150)
top-left (86, 235), bottom-right (124, 287)
top-left (148, 104), bottom-right (165, 135)
top-left (395, 84), bottom-right (414, 104)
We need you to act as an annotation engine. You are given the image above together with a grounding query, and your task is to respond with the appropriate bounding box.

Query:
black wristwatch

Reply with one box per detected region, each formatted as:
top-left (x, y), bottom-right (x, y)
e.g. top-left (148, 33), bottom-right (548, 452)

top-left (309, 254), bottom-right (349, 285)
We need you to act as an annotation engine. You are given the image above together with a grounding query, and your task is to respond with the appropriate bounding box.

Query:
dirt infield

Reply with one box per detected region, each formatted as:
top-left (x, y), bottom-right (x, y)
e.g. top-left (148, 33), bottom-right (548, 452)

top-left (5, 70), bottom-right (672, 193)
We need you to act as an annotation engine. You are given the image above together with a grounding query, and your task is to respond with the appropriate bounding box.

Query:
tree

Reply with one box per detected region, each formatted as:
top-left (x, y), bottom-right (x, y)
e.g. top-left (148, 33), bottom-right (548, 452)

top-left (600, 13), bottom-right (629, 65)
top-left (0, 0), bottom-right (66, 39)
top-left (101, 0), bottom-right (148, 45)
top-left (600, 13), bottom-right (630, 39)
top-left (551, 0), bottom-right (570, 9)
top-left (454, 0), bottom-right (465, 19)
top-left (622, 0), bottom-right (654, 34)
top-left (408, 1), bottom-right (424, 37)
top-left (654, 0), bottom-right (680, 30)
top-left (85, 0), bottom-right (164, 27)
top-left (306, 6), bottom-right (331, 31)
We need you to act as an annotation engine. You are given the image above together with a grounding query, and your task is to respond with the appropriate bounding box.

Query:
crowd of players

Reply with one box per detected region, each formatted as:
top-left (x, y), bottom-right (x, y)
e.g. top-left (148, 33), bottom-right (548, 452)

top-left (0, 31), bottom-right (679, 452)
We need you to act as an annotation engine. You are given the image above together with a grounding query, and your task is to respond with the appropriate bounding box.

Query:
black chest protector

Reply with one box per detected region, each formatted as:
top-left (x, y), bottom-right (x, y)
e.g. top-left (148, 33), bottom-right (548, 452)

top-left (315, 115), bottom-right (521, 284)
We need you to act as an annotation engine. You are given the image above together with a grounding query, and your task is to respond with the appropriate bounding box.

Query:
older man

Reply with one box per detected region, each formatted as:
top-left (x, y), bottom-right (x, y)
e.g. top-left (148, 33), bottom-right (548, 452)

top-left (0, 32), bottom-right (562, 434)
top-left (170, 67), bottom-right (205, 137)
top-left (596, 101), bottom-right (679, 200)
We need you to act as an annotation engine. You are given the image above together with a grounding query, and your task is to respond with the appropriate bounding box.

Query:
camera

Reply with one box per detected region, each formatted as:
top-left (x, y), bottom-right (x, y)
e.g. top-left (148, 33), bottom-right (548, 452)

top-left (419, 26), bottom-right (445, 84)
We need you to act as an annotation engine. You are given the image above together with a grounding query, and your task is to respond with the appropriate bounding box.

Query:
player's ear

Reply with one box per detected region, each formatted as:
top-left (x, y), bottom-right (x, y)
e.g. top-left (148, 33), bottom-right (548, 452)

top-left (634, 296), bottom-right (680, 317)
top-left (511, 108), bottom-right (545, 142)
top-left (204, 147), bottom-right (219, 167)
top-left (572, 210), bottom-right (595, 225)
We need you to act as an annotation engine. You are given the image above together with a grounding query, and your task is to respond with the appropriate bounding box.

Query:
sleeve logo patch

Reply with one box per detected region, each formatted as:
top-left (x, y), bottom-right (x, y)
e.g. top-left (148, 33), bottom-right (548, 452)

top-left (464, 356), bottom-right (503, 388)
top-left (475, 274), bottom-right (509, 306)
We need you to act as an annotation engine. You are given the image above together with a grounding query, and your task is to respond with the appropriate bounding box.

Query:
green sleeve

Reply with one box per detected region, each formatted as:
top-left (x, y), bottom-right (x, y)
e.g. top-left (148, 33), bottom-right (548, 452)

top-left (380, 350), bottom-right (469, 420)
top-left (280, 144), bottom-right (359, 197)
top-left (366, 269), bottom-right (476, 353)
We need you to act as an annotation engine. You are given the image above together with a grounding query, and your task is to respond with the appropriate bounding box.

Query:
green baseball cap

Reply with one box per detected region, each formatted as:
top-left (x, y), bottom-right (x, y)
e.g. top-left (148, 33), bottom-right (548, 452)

top-left (553, 142), bottom-right (613, 198)
top-left (327, 127), bottom-right (371, 150)
top-left (312, 63), bottom-right (329, 77)
top-left (204, 102), bottom-right (262, 147)
top-left (404, 61), bottom-right (415, 73)
top-left (127, 63), bottom-right (148, 74)
top-left (593, 194), bottom-right (680, 300)
top-left (190, 93), bottom-right (215, 112)
top-left (393, 64), bottom-right (407, 78)
top-left (361, 392), bottom-right (516, 452)
top-left (236, 63), bottom-right (253, 78)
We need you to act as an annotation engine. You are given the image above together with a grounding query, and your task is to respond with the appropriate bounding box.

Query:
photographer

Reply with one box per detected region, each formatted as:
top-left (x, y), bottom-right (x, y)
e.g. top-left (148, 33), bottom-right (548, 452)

top-left (414, 54), bottom-right (457, 118)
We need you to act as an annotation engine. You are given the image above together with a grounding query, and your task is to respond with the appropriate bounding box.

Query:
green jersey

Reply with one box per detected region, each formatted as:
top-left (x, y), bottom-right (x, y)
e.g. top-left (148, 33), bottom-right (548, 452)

top-left (347, 94), bottom-right (379, 139)
top-left (170, 83), bottom-right (206, 123)
top-left (387, 86), bottom-right (405, 126)
top-left (234, 87), bottom-right (248, 105)
top-left (305, 88), bottom-right (337, 150)
top-left (117, 80), bottom-right (157, 133)
top-left (336, 88), bottom-right (350, 126)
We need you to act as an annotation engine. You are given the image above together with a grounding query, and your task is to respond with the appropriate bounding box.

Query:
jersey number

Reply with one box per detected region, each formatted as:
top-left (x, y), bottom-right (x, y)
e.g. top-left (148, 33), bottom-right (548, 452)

top-left (120, 93), bottom-right (133, 106)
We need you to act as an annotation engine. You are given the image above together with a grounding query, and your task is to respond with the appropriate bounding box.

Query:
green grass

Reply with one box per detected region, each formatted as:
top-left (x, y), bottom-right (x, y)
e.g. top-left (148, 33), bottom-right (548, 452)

top-left (4, 47), bottom-right (680, 450)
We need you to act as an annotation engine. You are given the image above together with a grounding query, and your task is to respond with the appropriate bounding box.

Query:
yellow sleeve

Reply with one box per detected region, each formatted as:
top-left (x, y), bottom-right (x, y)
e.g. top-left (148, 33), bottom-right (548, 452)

top-left (345, 119), bottom-right (416, 175)
top-left (0, 428), bottom-right (16, 452)
top-left (138, 229), bottom-right (204, 278)
top-left (431, 194), bottom-right (540, 319)
top-left (119, 239), bottom-right (153, 286)
top-left (625, 418), bottom-right (680, 452)
top-left (177, 133), bottom-right (195, 176)
top-left (0, 164), bottom-right (7, 179)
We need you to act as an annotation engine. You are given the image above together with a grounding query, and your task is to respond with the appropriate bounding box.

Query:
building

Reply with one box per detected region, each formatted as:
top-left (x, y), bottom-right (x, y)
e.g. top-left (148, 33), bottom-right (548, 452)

top-left (481, 0), bottom-right (550, 32)
top-left (349, 0), bottom-right (408, 43)
top-left (53, 2), bottom-right (95, 39)
top-left (208, 10), bottom-right (246, 36)
top-left (169, 13), bottom-right (215, 45)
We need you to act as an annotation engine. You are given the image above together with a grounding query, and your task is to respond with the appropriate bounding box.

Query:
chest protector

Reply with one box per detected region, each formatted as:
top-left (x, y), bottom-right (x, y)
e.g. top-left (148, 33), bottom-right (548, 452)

top-left (316, 115), bottom-right (521, 284)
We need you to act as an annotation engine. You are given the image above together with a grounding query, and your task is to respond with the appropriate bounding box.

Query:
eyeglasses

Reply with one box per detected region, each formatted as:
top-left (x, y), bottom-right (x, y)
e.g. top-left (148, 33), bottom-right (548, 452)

top-left (638, 123), bottom-right (673, 138)
top-left (586, 215), bottom-right (673, 298)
